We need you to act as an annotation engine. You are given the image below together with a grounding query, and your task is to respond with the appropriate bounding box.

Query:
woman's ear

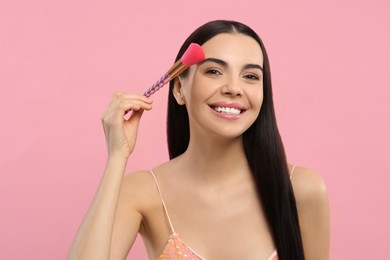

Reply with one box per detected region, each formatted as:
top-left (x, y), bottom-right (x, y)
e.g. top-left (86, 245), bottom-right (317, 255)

top-left (173, 78), bottom-right (186, 105)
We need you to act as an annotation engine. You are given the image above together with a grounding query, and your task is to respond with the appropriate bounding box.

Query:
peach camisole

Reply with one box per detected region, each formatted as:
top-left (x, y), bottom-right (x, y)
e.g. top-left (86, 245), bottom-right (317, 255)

top-left (149, 166), bottom-right (296, 259)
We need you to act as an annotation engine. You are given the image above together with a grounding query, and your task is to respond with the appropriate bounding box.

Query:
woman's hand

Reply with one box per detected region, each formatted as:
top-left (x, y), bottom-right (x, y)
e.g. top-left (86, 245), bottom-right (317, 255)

top-left (100, 92), bottom-right (153, 160)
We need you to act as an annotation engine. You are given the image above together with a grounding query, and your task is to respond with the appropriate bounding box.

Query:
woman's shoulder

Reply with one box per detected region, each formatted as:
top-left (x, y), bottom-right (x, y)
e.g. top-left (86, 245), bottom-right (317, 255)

top-left (289, 165), bottom-right (328, 207)
top-left (122, 169), bottom-right (154, 189)
top-left (288, 165), bottom-right (330, 258)
top-left (118, 170), bottom-right (156, 209)
top-left (123, 159), bottom-right (172, 184)
top-left (120, 161), bottom-right (175, 207)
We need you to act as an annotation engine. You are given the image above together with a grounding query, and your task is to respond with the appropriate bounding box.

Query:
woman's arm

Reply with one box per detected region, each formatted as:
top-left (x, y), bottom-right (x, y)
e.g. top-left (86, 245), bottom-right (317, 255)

top-left (292, 166), bottom-right (330, 260)
top-left (67, 93), bottom-right (152, 260)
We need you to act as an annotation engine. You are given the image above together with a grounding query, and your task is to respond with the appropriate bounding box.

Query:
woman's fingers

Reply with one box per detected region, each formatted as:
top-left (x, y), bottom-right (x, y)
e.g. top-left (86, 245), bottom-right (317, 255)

top-left (104, 93), bottom-right (151, 112)
top-left (101, 92), bottom-right (153, 159)
top-left (102, 94), bottom-right (152, 124)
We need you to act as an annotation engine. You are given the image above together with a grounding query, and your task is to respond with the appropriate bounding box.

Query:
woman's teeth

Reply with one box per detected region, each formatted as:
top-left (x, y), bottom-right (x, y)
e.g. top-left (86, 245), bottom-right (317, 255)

top-left (213, 106), bottom-right (241, 115)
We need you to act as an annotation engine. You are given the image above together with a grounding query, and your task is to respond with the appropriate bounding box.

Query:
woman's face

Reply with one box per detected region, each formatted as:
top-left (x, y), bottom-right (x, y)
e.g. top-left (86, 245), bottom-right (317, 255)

top-left (175, 33), bottom-right (264, 140)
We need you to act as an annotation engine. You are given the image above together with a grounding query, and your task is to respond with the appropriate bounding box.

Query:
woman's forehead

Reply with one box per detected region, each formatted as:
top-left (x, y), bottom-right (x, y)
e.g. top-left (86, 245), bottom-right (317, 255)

top-left (201, 33), bottom-right (264, 65)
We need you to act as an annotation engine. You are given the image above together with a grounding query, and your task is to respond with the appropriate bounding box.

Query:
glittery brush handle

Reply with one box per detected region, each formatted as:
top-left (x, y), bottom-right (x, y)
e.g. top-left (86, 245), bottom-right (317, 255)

top-left (143, 73), bottom-right (170, 97)
top-left (124, 73), bottom-right (171, 115)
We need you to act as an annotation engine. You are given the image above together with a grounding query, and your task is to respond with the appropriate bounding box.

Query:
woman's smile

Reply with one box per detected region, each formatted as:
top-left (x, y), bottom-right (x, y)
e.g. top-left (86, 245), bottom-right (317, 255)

top-left (209, 102), bottom-right (247, 119)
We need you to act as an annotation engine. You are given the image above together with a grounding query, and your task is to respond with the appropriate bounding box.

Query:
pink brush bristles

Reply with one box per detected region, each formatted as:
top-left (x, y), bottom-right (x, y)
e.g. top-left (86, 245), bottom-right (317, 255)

top-left (181, 43), bottom-right (205, 67)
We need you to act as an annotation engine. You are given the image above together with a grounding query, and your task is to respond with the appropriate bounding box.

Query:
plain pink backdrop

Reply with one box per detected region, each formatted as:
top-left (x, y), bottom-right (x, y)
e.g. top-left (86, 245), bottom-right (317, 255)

top-left (1, 0), bottom-right (389, 259)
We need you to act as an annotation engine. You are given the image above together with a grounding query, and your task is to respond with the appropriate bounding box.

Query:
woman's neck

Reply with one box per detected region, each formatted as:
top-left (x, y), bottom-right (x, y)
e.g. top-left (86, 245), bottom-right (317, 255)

top-left (178, 134), bottom-right (252, 185)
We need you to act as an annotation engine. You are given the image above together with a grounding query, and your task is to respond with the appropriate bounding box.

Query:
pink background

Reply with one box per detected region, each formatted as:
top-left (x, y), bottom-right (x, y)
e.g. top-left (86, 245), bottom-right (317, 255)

top-left (1, 0), bottom-right (389, 259)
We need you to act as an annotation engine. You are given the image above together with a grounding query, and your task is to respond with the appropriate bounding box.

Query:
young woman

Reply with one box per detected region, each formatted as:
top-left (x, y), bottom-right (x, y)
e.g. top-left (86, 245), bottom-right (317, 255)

top-left (68, 20), bottom-right (329, 260)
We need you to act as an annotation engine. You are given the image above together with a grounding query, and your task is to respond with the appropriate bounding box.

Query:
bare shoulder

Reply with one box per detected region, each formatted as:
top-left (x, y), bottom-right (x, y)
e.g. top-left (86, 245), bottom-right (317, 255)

top-left (120, 160), bottom-right (177, 210)
top-left (119, 170), bottom-right (157, 211)
top-left (123, 169), bottom-right (153, 188)
top-left (289, 165), bottom-right (328, 207)
top-left (289, 165), bottom-right (330, 259)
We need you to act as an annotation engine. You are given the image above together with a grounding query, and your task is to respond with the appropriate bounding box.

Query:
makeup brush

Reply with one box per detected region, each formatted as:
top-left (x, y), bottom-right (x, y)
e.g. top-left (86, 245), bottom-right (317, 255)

top-left (143, 43), bottom-right (205, 97)
top-left (125, 43), bottom-right (204, 115)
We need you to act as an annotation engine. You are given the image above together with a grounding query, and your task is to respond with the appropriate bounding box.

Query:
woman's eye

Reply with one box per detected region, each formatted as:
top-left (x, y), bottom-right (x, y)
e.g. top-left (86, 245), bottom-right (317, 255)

top-left (205, 69), bottom-right (222, 75)
top-left (244, 74), bottom-right (260, 80)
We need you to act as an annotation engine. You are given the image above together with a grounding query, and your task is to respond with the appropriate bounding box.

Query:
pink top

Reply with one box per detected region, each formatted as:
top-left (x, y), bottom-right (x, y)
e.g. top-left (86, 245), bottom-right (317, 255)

top-left (149, 166), bottom-right (296, 259)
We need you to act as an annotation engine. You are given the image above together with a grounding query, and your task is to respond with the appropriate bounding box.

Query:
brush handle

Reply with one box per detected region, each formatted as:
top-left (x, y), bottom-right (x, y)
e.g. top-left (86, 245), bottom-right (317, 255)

top-left (124, 73), bottom-right (171, 115)
top-left (143, 73), bottom-right (170, 97)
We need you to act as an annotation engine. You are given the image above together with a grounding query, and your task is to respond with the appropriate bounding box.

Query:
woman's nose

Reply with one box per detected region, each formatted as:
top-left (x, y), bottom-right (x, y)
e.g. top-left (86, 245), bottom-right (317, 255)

top-left (221, 77), bottom-right (243, 96)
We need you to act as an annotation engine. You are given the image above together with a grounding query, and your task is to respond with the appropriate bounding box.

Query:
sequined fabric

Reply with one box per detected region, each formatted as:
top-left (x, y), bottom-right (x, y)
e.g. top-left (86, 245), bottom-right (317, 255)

top-left (157, 232), bottom-right (278, 260)
top-left (158, 232), bottom-right (205, 260)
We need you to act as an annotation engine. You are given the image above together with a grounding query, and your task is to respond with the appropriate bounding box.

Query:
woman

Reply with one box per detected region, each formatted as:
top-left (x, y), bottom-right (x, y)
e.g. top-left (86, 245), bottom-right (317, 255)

top-left (68, 20), bottom-right (329, 260)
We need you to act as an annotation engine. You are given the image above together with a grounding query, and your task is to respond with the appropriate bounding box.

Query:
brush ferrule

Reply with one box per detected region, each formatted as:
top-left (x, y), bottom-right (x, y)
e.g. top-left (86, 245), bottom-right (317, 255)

top-left (167, 60), bottom-right (187, 79)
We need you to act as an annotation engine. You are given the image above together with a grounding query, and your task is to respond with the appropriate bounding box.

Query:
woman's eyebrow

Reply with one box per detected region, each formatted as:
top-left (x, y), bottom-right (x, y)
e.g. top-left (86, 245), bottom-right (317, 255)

top-left (198, 57), bottom-right (227, 67)
top-left (243, 64), bottom-right (263, 72)
top-left (198, 57), bottom-right (263, 72)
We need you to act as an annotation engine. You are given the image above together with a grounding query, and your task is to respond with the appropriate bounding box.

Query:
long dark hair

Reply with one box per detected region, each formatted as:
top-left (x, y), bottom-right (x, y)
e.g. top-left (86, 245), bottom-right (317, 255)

top-left (167, 20), bottom-right (304, 260)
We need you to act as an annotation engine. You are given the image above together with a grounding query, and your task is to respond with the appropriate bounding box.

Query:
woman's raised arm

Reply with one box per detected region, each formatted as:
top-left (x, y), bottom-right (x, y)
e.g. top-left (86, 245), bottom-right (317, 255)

top-left (67, 93), bottom-right (152, 260)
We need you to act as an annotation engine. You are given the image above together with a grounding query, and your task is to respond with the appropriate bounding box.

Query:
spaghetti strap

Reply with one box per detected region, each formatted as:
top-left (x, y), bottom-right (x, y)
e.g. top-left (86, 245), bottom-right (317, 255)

top-left (148, 169), bottom-right (175, 233)
top-left (290, 165), bottom-right (297, 180)
top-left (267, 249), bottom-right (278, 260)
